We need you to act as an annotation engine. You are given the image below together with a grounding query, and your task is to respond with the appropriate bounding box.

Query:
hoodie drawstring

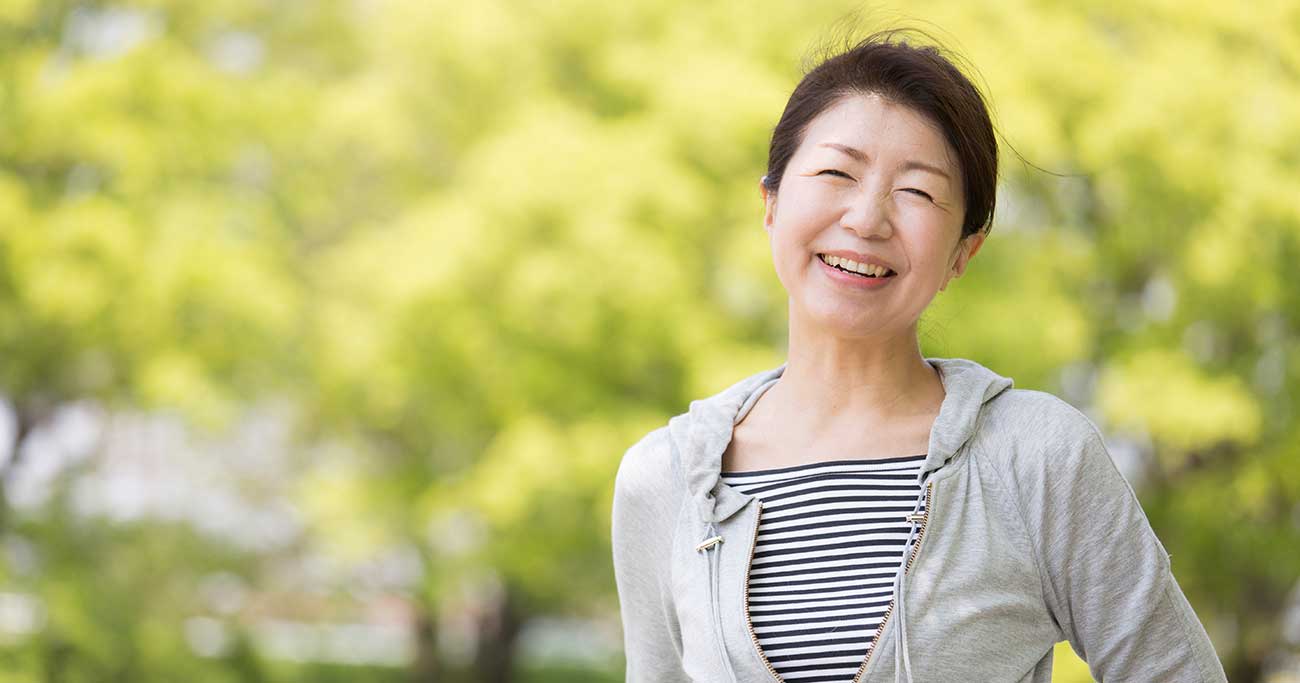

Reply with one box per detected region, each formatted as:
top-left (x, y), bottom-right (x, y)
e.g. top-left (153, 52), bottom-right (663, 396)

top-left (893, 476), bottom-right (928, 683)
top-left (697, 522), bottom-right (740, 683)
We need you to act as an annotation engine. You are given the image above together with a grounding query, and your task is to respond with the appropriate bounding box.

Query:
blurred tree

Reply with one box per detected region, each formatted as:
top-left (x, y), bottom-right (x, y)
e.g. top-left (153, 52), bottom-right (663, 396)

top-left (0, 0), bottom-right (1297, 681)
top-left (0, 0), bottom-right (367, 680)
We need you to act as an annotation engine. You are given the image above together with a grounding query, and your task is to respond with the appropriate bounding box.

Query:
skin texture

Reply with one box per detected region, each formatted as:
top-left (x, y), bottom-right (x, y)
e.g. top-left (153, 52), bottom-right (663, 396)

top-left (725, 92), bottom-right (989, 471)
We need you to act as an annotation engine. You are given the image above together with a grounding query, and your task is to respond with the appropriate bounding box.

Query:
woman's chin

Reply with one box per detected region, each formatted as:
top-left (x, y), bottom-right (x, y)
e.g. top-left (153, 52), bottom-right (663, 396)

top-left (795, 301), bottom-right (900, 338)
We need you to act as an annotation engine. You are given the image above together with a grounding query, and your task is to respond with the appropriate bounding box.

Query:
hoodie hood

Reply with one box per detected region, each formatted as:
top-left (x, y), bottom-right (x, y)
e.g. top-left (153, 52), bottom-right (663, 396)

top-left (670, 356), bottom-right (1015, 524)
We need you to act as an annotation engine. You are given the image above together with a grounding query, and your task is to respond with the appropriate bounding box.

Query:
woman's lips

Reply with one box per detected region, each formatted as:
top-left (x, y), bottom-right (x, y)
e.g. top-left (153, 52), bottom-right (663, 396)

top-left (816, 254), bottom-right (896, 289)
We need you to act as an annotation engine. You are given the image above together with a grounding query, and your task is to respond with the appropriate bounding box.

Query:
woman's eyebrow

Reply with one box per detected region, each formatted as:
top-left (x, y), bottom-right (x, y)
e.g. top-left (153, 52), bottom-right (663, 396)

top-left (819, 142), bottom-right (951, 181)
top-left (899, 159), bottom-right (952, 181)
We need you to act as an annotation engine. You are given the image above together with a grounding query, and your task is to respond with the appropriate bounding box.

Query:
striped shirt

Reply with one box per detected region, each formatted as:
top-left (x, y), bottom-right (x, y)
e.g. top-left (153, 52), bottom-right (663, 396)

top-left (719, 454), bottom-right (929, 682)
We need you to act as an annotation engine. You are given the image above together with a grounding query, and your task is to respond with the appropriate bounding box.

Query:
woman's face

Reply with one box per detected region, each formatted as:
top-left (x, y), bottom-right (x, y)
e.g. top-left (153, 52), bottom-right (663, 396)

top-left (762, 92), bottom-right (986, 340)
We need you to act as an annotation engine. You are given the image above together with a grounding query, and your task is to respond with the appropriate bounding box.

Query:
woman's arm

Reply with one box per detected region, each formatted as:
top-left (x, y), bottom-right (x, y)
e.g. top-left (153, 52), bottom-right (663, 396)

top-left (611, 428), bottom-right (692, 682)
top-left (1011, 400), bottom-right (1229, 682)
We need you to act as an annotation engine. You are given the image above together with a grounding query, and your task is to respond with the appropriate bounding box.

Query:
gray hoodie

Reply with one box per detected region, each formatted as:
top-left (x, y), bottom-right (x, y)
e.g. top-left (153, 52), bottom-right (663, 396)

top-left (611, 357), bottom-right (1228, 682)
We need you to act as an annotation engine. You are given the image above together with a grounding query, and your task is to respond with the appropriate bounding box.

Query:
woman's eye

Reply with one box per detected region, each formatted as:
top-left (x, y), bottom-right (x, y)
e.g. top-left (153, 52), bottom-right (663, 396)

top-left (901, 188), bottom-right (934, 201)
top-left (818, 169), bottom-right (853, 179)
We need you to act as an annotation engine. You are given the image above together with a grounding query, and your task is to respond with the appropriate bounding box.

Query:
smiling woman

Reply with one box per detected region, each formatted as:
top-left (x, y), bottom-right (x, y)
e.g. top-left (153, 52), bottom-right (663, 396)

top-left (611, 28), bottom-right (1228, 683)
top-left (764, 93), bottom-right (980, 329)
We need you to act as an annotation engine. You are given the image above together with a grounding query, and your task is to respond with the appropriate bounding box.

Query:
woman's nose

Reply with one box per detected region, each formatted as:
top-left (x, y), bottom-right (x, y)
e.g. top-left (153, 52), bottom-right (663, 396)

top-left (839, 189), bottom-right (893, 239)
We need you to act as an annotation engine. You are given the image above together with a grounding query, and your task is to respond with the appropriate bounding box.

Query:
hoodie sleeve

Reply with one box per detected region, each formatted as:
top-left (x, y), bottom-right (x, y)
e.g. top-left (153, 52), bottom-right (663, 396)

top-left (611, 428), bottom-right (691, 682)
top-left (1012, 400), bottom-right (1228, 682)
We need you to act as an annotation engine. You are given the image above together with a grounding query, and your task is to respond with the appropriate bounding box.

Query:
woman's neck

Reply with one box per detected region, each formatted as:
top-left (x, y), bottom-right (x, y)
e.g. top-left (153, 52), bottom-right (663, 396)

top-left (768, 316), bottom-right (945, 434)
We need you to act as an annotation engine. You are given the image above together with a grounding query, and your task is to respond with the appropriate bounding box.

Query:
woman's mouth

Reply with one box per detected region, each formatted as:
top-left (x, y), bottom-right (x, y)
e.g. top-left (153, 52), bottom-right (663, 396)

top-left (816, 253), bottom-right (897, 279)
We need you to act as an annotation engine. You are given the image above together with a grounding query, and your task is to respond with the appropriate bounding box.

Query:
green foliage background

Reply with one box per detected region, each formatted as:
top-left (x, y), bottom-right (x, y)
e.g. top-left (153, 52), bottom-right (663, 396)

top-left (0, 0), bottom-right (1297, 681)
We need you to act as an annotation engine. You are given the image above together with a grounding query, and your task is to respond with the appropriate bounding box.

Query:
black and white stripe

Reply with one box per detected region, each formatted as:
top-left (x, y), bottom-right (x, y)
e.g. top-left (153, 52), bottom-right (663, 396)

top-left (720, 454), bottom-right (929, 682)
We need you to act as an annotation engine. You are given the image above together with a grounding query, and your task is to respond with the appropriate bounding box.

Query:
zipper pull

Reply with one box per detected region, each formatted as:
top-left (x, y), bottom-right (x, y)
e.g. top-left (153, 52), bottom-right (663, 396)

top-left (905, 512), bottom-right (926, 524)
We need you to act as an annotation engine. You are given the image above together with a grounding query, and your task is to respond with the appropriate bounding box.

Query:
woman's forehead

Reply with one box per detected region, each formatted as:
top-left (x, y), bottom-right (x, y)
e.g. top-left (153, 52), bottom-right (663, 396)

top-left (800, 93), bottom-right (957, 170)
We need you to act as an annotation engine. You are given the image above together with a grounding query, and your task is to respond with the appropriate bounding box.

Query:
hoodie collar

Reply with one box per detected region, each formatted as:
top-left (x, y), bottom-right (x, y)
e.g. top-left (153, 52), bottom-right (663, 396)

top-left (669, 356), bottom-right (1014, 524)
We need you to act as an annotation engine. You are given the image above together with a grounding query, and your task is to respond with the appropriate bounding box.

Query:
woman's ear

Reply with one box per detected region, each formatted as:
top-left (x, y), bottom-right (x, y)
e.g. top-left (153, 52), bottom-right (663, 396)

top-left (760, 177), bottom-right (776, 235)
top-left (940, 231), bottom-right (987, 291)
top-left (952, 231), bottom-right (986, 278)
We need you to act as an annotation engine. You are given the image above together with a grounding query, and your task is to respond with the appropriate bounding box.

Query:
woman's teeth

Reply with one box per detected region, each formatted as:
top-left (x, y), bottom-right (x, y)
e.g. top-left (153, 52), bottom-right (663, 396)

top-left (818, 253), bottom-right (895, 278)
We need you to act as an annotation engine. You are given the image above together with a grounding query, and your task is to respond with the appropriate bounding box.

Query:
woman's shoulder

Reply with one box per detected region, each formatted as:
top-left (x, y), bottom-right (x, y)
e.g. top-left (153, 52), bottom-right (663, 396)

top-left (613, 424), bottom-right (683, 511)
top-left (979, 386), bottom-right (1106, 447)
top-left (975, 387), bottom-right (1120, 486)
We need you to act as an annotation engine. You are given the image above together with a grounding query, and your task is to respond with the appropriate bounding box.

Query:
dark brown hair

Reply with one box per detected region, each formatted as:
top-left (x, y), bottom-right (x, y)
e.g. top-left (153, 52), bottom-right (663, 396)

top-left (763, 29), bottom-right (998, 239)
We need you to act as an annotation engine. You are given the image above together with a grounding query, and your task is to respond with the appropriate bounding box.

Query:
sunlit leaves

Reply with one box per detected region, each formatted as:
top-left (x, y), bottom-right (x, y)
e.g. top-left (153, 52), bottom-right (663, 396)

top-left (0, 0), bottom-right (1296, 679)
top-left (1096, 348), bottom-right (1262, 460)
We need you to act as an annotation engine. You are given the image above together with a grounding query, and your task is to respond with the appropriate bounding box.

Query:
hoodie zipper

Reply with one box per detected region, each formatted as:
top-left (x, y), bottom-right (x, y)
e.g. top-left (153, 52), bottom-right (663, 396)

top-left (741, 480), bottom-right (935, 683)
top-left (742, 501), bottom-right (783, 682)
top-left (851, 479), bottom-right (935, 683)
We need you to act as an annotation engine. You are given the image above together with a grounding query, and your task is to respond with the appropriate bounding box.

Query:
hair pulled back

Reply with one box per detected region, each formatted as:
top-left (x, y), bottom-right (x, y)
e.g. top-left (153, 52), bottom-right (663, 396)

top-left (763, 29), bottom-right (998, 239)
